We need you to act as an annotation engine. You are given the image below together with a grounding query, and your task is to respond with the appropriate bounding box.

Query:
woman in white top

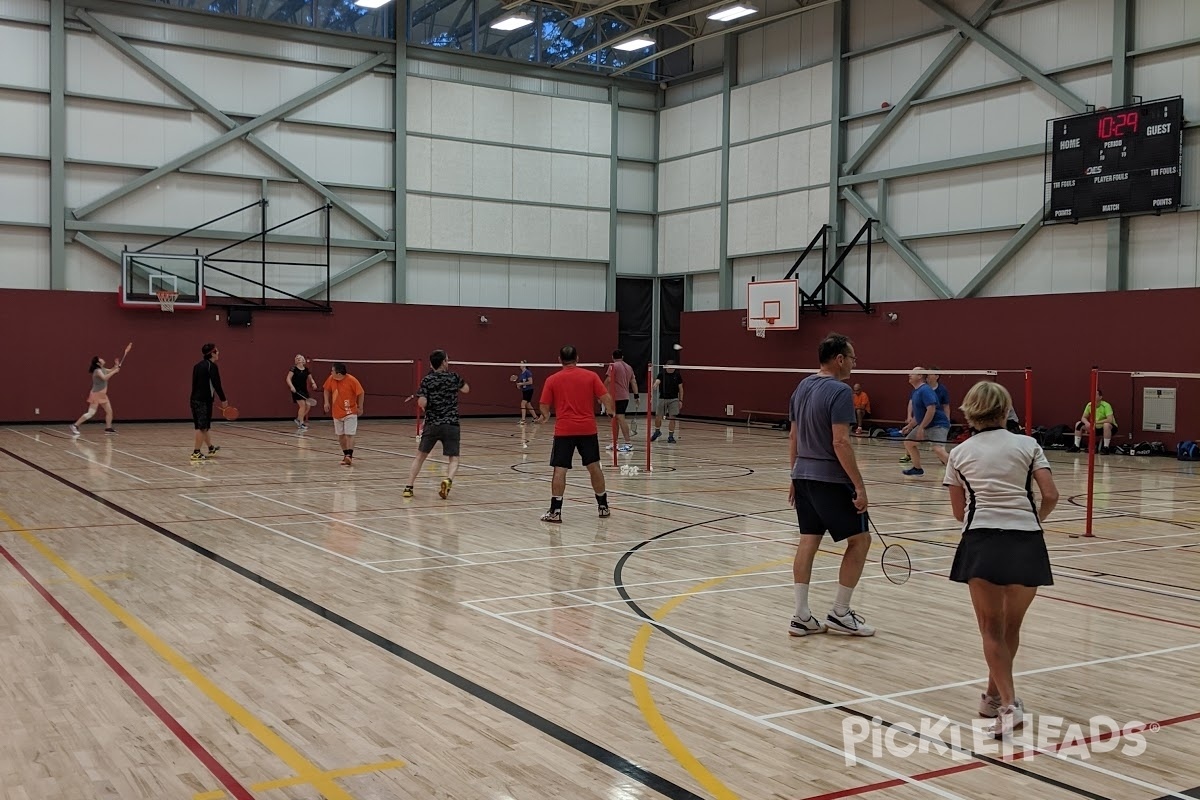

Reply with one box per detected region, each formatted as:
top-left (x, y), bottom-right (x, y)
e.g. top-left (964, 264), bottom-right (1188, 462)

top-left (944, 381), bottom-right (1059, 738)
top-left (70, 354), bottom-right (123, 436)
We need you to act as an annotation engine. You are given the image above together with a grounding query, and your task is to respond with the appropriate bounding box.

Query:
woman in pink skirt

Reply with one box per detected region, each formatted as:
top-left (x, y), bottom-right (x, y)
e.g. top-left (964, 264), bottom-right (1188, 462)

top-left (70, 354), bottom-right (124, 436)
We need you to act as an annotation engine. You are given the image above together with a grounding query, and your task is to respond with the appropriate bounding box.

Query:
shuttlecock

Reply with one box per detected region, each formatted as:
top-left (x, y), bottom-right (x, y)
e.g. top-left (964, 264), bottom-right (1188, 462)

top-left (672, 343), bottom-right (683, 350)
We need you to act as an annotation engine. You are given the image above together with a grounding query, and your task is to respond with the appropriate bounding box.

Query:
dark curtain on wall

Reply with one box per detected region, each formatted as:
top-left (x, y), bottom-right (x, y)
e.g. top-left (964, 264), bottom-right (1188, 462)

top-left (659, 277), bottom-right (683, 363)
top-left (616, 278), bottom-right (652, 380)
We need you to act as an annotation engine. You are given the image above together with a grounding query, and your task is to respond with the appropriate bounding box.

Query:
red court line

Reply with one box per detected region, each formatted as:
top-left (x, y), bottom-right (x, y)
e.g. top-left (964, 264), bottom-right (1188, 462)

top-left (1039, 595), bottom-right (1200, 630)
top-left (0, 543), bottom-right (255, 800)
top-left (800, 711), bottom-right (1200, 800)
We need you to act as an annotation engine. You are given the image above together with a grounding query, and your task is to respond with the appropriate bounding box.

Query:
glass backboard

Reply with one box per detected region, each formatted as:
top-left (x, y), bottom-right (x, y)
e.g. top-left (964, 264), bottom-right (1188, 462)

top-left (119, 252), bottom-right (205, 310)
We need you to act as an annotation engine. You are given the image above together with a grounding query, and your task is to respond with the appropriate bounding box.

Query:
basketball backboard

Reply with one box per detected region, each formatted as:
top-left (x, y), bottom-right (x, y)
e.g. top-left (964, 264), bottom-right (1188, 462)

top-left (119, 252), bottom-right (205, 310)
top-left (747, 279), bottom-right (799, 332)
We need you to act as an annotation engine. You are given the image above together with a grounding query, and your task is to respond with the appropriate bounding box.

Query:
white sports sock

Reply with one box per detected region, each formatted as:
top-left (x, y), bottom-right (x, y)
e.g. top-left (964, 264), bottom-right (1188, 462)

top-left (793, 584), bottom-right (811, 619)
top-left (1074, 435), bottom-right (1082, 447)
top-left (832, 584), bottom-right (854, 616)
top-left (1104, 438), bottom-right (1111, 447)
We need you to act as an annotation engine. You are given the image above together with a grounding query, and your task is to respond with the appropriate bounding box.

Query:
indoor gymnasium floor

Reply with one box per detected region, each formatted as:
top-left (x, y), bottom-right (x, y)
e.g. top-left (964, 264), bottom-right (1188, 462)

top-left (1, 417), bottom-right (1197, 800)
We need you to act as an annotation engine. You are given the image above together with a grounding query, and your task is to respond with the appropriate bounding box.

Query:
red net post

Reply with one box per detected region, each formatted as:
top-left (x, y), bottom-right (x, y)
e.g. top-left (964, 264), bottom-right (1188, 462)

top-left (413, 359), bottom-right (422, 437)
top-left (1024, 368), bottom-right (1034, 436)
top-left (645, 363), bottom-right (653, 473)
top-left (1084, 367), bottom-right (1099, 537)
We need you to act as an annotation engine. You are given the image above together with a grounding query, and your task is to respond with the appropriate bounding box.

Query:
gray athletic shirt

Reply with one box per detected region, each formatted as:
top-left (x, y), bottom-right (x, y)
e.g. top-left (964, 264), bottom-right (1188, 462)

top-left (91, 369), bottom-right (108, 393)
top-left (789, 373), bottom-right (857, 483)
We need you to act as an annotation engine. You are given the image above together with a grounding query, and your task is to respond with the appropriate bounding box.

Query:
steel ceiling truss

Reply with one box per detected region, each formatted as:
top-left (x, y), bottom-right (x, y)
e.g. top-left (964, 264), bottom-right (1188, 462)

top-left (839, 0), bottom-right (1109, 300)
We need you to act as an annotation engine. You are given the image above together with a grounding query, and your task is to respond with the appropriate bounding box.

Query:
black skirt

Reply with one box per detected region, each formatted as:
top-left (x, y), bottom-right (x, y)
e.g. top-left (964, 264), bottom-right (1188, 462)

top-left (949, 528), bottom-right (1054, 587)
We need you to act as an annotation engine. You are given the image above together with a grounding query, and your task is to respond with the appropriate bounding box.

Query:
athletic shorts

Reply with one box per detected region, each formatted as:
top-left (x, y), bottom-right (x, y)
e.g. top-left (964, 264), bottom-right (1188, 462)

top-left (190, 399), bottom-right (213, 430)
top-left (1076, 421), bottom-right (1119, 432)
top-left (521, 389), bottom-right (534, 403)
top-left (291, 390), bottom-right (309, 403)
top-left (615, 399), bottom-right (630, 415)
top-left (656, 398), bottom-right (680, 418)
top-left (949, 529), bottom-right (1053, 587)
top-left (86, 390), bottom-right (109, 406)
top-left (791, 479), bottom-right (868, 542)
top-left (906, 425), bottom-right (949, 443)
top-left (333, 415), bottom-right (359, 436)
top-left (550, 434), bottom-right (601, 469)
top-left (419, 423), bottom-right (461, 457)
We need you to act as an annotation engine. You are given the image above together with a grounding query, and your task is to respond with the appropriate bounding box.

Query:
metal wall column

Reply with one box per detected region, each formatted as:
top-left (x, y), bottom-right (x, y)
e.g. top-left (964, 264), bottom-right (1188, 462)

top-left (717, 34), bottom-right (736, 308)
top-left (393, 34), bottom-right (408, 303)
top-left (607, 87), bottom-right (619, 311)
top-left (49, 0), bottom-right (66, 289)
top-left (1105, 0), bottom-right (1132, 291)
top-left (825, 0), bottom-right (847, 306)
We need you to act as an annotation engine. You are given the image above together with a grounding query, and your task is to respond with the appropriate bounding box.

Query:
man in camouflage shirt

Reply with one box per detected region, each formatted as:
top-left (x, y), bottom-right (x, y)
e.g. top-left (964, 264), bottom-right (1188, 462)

top-left (404, 350), bottom-right (470, 499)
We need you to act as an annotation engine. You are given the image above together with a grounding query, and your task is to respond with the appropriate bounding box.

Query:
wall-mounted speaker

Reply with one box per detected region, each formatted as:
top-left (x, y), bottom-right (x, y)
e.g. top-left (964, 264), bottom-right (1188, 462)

top-left (227, 306), bottom-right (253, 327)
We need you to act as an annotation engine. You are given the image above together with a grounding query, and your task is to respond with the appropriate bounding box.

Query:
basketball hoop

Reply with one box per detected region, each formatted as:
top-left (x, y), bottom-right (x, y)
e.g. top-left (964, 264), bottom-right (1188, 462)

top-left (750, 316), bottom-right (776, 338)
top-left (156, 290), bottom-right (180, 312)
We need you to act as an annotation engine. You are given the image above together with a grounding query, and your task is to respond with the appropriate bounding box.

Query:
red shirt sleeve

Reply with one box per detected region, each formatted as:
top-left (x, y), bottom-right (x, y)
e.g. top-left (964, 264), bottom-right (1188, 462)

top-left (539, 375), bottom-right (554, 407)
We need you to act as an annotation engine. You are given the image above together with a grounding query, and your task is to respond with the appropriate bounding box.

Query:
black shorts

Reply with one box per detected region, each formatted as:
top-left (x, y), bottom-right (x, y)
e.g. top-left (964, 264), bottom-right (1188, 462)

top-left (521, 389), bottom-right (534, 403)
top-left (291, 390), bottom-right (309, 403)
top-left (615, 399), bottom-right (630, 415)
top-left (419, 423), bottom-right (461, 457)
top-left (190, 399), bottom-right (213, 430)
top-left (791, 479), bottom-right (868, 542)
top-left (1076, 421), bottom-right (1119, 432)
top-left (949, 529), bottom-right (1053, 587)
top-left (550, 434), bottom-right (601, 469)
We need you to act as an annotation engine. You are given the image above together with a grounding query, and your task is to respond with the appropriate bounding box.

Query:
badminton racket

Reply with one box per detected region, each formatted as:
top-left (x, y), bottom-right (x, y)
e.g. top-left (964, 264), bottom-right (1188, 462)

top-left (867, 515), bottom-right (911, 585)
top-left (305, 397), bottom-right (318, 407)
top-left (221, 405), bottom-right (240, 421)
top-left (510, 374), bottom-right (518, 382)
top-left (116, 342), bottom-right (132, 367)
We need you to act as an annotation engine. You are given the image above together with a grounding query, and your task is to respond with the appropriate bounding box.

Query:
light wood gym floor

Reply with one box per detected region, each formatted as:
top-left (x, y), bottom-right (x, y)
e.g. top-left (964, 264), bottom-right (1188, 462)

top-left (1, 417), bottom-right (1197, 800)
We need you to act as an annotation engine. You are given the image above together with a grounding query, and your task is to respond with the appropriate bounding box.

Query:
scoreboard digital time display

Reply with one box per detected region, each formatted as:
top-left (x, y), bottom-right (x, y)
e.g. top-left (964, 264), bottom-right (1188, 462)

top-left (1044, 97), bottom-right (1184, 224)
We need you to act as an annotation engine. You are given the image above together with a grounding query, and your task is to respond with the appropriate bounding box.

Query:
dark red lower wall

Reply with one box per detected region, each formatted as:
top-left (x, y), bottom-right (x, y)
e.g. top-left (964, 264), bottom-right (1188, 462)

top-left (1, 290), bottom-right (616, 424)
top-left (682, 288), bottom-right (1200, 448)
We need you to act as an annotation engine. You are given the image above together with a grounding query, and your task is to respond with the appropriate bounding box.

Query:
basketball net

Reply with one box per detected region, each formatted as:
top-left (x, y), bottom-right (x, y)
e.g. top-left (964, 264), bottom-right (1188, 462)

top-left (157, 290), bottom-right (180, 312)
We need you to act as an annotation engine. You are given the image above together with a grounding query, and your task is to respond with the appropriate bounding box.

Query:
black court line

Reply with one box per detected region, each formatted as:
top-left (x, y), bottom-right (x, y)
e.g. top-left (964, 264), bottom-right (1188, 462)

top-left (614, 521), bottom-right (1115, 800)
top-left (0, 446), bottom-right (707, 800)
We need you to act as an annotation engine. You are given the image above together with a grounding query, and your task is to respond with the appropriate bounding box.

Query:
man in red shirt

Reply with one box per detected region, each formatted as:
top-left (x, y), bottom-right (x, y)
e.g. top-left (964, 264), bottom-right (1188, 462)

top-left (537, 345), bottom-right (614, 523)
top-left (605, 349), bottom-right (639, 452)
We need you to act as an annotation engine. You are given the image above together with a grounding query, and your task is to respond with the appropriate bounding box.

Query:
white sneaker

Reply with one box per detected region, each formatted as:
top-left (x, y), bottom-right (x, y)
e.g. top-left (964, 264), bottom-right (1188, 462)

top-left (986, 702), bottom-right (1024, 738)
top-left (69, 425), bottom-right (80, 436)
top-left (788, 615), bottom-right (826, 636)
top-left (978, 693), bottom-right (1001, 718)
top-left (618, 443), bottom-right (633, 452)
top-left (826, 608), bottom-right (875, 636)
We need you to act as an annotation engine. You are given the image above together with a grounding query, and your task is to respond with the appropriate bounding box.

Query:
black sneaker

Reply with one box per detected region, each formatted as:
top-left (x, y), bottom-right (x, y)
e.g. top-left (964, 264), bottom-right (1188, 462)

top-left (208, 446), bottom-right (220, 457)
top-left (598, 505), bottom-right (611, 518)
top-left (540, 509), bottom-right (562, 523)
top-left (1066, 445), bottom-right (1080, 453)
top-left (104, 428), bottom-right (117, 435)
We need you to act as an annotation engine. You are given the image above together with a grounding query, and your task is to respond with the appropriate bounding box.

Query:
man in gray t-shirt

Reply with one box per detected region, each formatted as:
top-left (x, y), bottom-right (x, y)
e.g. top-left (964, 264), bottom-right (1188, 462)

top-left (787, 333), bottom-right (875, 638)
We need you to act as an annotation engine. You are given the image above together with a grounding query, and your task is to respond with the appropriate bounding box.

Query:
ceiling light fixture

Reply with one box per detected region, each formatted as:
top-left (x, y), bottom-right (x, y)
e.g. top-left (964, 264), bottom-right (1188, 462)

top-left (490, 12), bottom-right (534, 30)
top-left (613, 36), bottom-right (655, 51)
top-left (707, 3), bottom-right (758, 22)
top-left (354, 0), bottom-right (393, 8)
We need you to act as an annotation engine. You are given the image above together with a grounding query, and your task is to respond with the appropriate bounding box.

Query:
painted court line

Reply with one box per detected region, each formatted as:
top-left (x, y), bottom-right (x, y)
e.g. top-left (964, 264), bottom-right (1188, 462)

top-left (463, 601), bottom-right (973, 800)
top-left (182, 494), bottom-right (389, 573)
top-left (65, 449), bottom-right (153, 484)
top-left (0, 508), bottom-right (360, 800)
top-left (244, 491), bottom-right (470, 562)
top-left (110, 447), bottom-right (213, 481)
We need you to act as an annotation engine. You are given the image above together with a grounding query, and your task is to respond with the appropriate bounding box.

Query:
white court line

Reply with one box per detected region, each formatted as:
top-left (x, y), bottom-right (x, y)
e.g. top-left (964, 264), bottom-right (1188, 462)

top-left (377, 532), bottom-right (798, 573)
top-left (181, 494), bottom-right (388, 573)
top-left (462, 601), bottom-right (973, 800)
top-left (179, 474), bottom-right (533, 500)
top-left (760, 640), bottom-right (1200, 719)
top-left (110, 447), bottom-right (212, 481)
top-left (235, 424), bottom-right (487, 470)
top-left (4, 428), bottom-right (56, 447)
top-left (272, 497), bottom-right (665, 529)
top-left (464, 526), bottom-right (1200, 604)
top-left (364, 524), bottom-right (798, 565)
top-left (243, 491), bottom-right (471, 562)
top-left (478, 595), bottom-right (1195, 799)
top-left (65, 450), bottom-right (153, 484)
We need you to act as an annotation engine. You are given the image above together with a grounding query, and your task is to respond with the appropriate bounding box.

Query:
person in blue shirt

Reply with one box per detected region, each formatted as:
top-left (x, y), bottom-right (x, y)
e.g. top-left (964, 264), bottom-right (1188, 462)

top-left (925, 366), bottom-right (952, 467)
top-left (516, 361), bottom-right (534, 424)
top-left (901, 367), bottom-right (950, 476)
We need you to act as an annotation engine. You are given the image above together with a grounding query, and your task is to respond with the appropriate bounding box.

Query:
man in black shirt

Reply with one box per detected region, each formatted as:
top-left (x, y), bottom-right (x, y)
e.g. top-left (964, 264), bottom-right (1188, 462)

top-left (651, 360), bottom-right (684, 444)
top-left (403, 350), bottom-right (469, 499)
top-left (190, 343), bottom-right (229, 461)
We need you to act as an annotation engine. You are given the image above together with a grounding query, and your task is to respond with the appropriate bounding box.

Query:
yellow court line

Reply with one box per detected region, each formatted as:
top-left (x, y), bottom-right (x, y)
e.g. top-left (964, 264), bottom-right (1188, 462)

top-left (195, 759), bottom-right (407, 800)
top-left (0, 508), bottom-right (358, 800)
top-left (627, 556), bottom-right (795, 800)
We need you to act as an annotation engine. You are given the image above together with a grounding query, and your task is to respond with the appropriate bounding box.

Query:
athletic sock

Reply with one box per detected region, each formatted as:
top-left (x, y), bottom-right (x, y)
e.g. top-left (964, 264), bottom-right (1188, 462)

top-left (832, 584), bottom-right (855, 616)
top-left (1103, 439), bottom-right (1111, 448)
top-left (343, 449), bottom-right (350, 456)
top-left (347, 449), bottom-right (354, 457)
top-left (550, 496), bottom-right (563, 512)
top-left (596, 492), bottom-right (608, 507)
top-left (1074, 435), bottom-right (1082, 447)
top-left (793, 584), bottom-right (811, 619)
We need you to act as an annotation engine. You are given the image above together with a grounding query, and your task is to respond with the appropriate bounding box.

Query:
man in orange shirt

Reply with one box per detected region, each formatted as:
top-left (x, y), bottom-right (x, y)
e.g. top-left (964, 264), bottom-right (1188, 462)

top-left (537, 345), bottom-right (614, 523)
top-left (853, 383), bottom-right (871, 434)
top-left (323, 362), bottom-right (365, 466)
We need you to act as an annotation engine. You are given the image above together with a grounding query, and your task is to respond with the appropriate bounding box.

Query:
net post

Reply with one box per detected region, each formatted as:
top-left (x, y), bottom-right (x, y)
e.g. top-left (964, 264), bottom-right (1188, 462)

top-left (645, 363), bottom-right (653, 473)
top-left (412, 359), bottom-right (421, 437)
top-left (1084, 366), bottom-right (1099, 537)
top-left (1024, 367), bottom-right (1034, 436)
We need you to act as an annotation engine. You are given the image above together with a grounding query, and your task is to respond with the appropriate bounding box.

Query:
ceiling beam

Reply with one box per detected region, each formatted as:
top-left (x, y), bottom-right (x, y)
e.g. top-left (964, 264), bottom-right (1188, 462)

top-left (842, 187), bottom-right (954, 300)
